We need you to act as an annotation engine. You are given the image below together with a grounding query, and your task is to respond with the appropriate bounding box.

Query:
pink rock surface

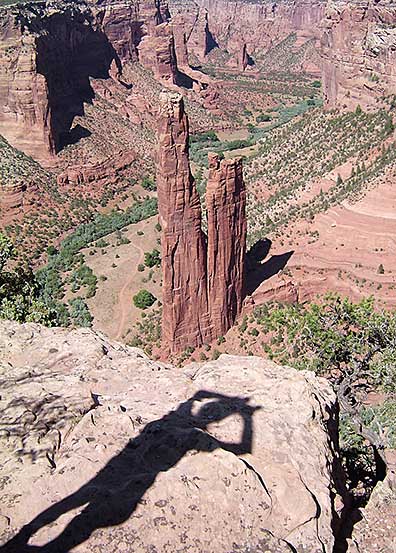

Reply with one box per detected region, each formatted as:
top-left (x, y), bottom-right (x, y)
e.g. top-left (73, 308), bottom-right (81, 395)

top-left (321, 0), bottom-right (396, 109)
top-left (206, 153), bottom-right (246, 337)
top-left (0, 320), bottom-right (345, 553)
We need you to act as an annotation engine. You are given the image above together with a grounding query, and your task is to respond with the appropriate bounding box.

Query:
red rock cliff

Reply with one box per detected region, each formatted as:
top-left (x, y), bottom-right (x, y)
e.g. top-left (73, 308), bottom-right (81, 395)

top-left (206, 153), bottom-right (246, 337)
top-left (321, 0), bottom-right (396, 109)
top-left (169, 0), bottom-right (325, 69)
top-left (156, 91), bottom-right (213, 353)
top-left (156, 92), bottom-right (247, 353)
top-left (0, 0), bottom-right (180, 163)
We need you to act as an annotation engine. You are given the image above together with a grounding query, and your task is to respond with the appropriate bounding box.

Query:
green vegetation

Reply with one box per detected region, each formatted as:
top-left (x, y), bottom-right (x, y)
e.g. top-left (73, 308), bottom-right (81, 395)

top-left (141, 176), bottom-right (157, 191)
top-left (247, 294), bottom-right (396, 489)
top-left (252, 295), bottom-right (396, 383)
top-left (0, 233), bottom-right (64, 325)
top-left (68, 297), bottom-right (92, 327)
top-left (69, 264), bottom-right (97, 297)
top-left (133, 289), bottom-right (156, 310)
top-left (127, 308), bottom-right (162, 356)
top-left (190, 97), bottom-right (322, 172)
top-left (0, 198), bottom-right (157, 327)
top-left (256, 113), bottom-right (272, 123)
top-left (144, 248), bottom-right (161, 268)
top-left (190, 130), bottom-right (219, 144)
top-left (247, 108), bottom-right (396, 244)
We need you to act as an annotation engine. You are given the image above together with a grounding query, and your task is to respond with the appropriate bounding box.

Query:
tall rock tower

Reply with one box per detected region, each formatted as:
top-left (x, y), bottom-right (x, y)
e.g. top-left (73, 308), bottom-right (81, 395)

top-left (206, 153), bottom-right (246, 337)
top-left (156, 91), bottom-right (213, 352)
top-left (156, 91), bottom-right (246, 354)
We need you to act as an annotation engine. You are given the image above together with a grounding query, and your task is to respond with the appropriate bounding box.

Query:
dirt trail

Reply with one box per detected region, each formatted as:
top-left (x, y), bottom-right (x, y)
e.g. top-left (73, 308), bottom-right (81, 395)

top-left (115, 244), bottom-right (145, 341)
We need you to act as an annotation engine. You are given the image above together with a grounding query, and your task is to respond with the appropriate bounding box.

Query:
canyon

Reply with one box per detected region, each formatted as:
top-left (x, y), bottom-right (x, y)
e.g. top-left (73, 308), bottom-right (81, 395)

top-left (0, 0), bottom-right (179, 163)
top-left (157, 91), bottom-right (246, 353)
top-left (1, 0), bottom-right (396, 550)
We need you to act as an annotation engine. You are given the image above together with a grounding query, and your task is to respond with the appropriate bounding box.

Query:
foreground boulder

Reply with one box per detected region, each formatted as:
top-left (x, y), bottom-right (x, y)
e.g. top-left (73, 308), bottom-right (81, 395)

top-left (0, 321), bottom-right (345, 552)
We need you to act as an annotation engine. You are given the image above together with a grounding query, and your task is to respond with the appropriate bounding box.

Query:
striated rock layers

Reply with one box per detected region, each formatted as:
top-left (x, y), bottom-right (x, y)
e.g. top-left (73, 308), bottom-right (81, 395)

top-left (0, 0), bottom-right (180, 162)
top-left (156, 92), bottom-right (246, 353)
top-left (321, 0), bottom-right (396, 109)
top-left (169, 0), bottom-right (325, 70)
top-left (156, 90), bottom-right (212, 351)
top-left (206, 153), bottom-right (246, 337)
top-left (0, 320), bottom-right (346, 552)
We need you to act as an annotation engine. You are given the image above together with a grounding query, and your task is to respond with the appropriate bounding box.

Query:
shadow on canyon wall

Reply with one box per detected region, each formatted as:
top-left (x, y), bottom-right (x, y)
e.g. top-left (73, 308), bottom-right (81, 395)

top-left (2, 391), bottom-right (260, 553)
top-left (36, 22), bottom-right (123, 153)
top-left (245, 239), bottom-right (294, 296)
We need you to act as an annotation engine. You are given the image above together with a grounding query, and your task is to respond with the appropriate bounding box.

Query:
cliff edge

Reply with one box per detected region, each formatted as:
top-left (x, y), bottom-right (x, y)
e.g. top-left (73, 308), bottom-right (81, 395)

top-left (0, 320), bottom-right (346, 552)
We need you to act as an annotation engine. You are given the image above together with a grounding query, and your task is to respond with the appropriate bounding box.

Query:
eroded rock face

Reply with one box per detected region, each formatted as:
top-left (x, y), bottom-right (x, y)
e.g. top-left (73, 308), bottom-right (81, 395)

top-left (56, 148), bottom-right (137, 187)
top-left (156, 91), bottom-right (212, 352)
top-left (169, 0), bottom-right (325, 68)
top-left (206, 153), bottom-right (246, 338)
top-left (156, 93), bottom-right (247, 353)
top-left (321, 1), bottom-right (396, 109)
top-left (0, 179), bottom-right (27, 215)
top-left (347, 462), bottom-right (396, 552)
top-left (138, 22), bottom-right (179, 84)
top-left (0, 320), bottom-right (346, 552)
top-left (0, 0), bottom-right (180, 162)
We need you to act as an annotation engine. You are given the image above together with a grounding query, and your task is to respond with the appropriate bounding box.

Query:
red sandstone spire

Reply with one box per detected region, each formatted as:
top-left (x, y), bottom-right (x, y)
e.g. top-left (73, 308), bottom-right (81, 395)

top-left (206, 153), bottom-right (247, 336)
top-left (156, 93), bottom-right (246, 354)
top-left (156, 91), bottom-right (212, 353)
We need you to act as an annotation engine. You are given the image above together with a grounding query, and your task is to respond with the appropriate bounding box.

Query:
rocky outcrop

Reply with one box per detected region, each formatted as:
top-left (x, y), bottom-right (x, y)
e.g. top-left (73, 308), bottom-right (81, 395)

top-left (156, 91), bottom-right (213, 352)
top-left (0, 320), bottom-right (346, 552)
top-left (169, 0), bottom-right (325, 68)
top-left (321, 1), bottom-right (396, 109)
top-left (0, 179), bottom-right (27, 214)
top-left (156, 92), bottom-right (246, 353)
top-left (0, 0), bottom-right (180, 162)
top-left (138, 22), bottom-right (179, 84)
top-left (56, 148), bottom-right (137, 187)
top-left (206, 153), bottom-right (246, 337)
top-left (0, 134), bottom-right (41, 221)
top-left (347, 458), bottom-right (396, 552)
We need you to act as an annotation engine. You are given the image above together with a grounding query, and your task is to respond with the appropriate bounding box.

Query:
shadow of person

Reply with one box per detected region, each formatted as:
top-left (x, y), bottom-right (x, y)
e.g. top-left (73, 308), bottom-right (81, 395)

top-left (3, 391), bottom-right (260, 553)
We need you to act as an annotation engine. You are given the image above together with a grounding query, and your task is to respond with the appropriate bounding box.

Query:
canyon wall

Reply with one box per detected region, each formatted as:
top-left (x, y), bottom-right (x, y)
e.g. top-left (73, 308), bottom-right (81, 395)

top-left (0, 0), bottom-right (180, 162)
top-left (321, 0), bottom-right (396, 109)
top-left (157, 92), bottom-right (246, 353)
top-left (169, 0), bottom-right (325, 69)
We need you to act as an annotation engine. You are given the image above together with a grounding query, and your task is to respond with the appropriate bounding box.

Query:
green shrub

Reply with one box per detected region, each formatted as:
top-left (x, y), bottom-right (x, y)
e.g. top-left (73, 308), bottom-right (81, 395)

top-left (141, 176), bottom-right (157, 191)
top-left (256, 113), bottom-right (272, 123)
top-left (68, 297), bottom-right (92, 327)
top-left (144, 249), bottom-right (161, 268)
top-left (133, 289), bottom-right (156, 309)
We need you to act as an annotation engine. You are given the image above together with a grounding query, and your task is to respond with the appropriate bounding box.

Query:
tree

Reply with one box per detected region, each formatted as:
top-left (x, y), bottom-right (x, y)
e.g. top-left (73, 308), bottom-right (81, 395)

top-left (355, 104), bottom-right (363, 116)
top-left (252, 295), bottom-right (396, 481)
top-left (68, 297), bottom-right (93, 327)
top-left (336, 174), bottom-right (343, 185)
top-left (133, 290), bottom-right (156, 309)
top-left (141, 176), bottom-right (157, 191)
top-left (377, 263), bottom-right (385, 274)
top-left (385, 115), bottom-right (394, 135)
top-left (0, 233), bottom-right (14, 272)
top-left (0, 233), bottom-right (61, 325)
top-left (144, 249), bottom-right (161, 268)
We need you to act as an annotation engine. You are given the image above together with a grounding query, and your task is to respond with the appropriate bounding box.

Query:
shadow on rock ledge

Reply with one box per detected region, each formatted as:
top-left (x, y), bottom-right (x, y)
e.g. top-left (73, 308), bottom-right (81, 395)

top-left (0, 321), bottom-right (346, 552)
